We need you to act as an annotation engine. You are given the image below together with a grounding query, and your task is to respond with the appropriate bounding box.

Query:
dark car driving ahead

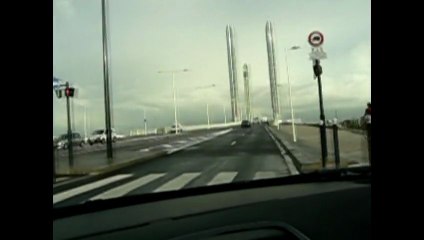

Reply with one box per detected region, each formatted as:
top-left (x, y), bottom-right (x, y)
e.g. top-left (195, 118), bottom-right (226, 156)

top-left (241, 120), bottom-right (251, 128)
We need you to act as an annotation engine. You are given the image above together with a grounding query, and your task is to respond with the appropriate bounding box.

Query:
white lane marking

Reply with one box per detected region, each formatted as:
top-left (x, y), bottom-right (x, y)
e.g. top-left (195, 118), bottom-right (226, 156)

top-left (166, 128), bottom-right (234, 155)
top-left (90, 173), bottom-right (165, 200)
top-left (253, 171), bottom-right (277, 180)
top-left (153, 173), bottom-right (201, 192)
top-left (231, 141), bottom-right (237, 146)
top-left (139, 148), bottom-right (150, 152)
top-left (176, 140), bottom-right (188, 144)
top-left (55, 177), bottom-right (70, 182)
top-left (207, 172), bottom-right (238, 186)
top-left (348, 163), bottom-right (370, 168)
top-left (150, 144), bottom-right (173, 150)
top-left (53, 174), bottom-right (133, 204)
top-left (212, 128), bottom-right (233, 136)
top-left (185, 146), bottom-right (200, 151)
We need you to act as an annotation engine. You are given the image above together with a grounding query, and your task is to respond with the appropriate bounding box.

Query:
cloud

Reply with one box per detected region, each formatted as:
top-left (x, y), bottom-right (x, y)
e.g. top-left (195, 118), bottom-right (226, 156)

top-left (53, 0), bottom-right (370, 135)
top-left (54, 0), bottom-right (75, 19)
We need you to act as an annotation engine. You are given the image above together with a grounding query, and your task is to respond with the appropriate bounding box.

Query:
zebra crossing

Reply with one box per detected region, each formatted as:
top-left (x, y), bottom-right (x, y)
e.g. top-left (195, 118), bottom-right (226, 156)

top-left (53, 170), bottom-right (289, 205)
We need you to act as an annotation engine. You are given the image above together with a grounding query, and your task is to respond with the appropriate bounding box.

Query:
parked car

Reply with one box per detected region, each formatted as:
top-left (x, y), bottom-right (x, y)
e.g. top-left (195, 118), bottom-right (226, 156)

top-left (56, 133), bottom-right (84, 149)
top-left (88, 129), bottom-right (117, 145)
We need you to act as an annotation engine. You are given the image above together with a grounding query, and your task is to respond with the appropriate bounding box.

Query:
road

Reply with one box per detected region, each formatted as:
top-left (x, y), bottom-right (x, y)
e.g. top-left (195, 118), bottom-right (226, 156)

top-left (54, 129), bottom-right (222, 173)
top-left (53, 125), bottom-right (292, 208)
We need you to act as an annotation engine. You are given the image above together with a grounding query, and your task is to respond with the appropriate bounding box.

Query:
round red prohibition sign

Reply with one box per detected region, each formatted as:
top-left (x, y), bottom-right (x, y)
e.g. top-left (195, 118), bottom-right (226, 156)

top-left (308, 31), bottom-right (324, 47)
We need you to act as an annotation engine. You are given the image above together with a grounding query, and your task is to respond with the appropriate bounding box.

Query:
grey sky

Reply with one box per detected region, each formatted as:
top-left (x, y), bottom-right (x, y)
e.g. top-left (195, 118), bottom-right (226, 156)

top-left (53, 0), bottom-right (370, 136)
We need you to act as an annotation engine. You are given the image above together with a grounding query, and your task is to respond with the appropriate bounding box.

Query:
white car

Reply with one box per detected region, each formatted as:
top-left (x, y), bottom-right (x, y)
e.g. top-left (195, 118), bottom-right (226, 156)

top-left (169, 124), bottom-right (183, 133)
top-left (88, 129), bottom-right (117, 145)
top-left (56, 133), bottom-right (84, 149)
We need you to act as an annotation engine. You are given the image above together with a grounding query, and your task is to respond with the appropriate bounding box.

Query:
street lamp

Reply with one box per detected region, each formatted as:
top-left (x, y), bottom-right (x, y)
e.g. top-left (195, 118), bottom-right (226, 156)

top-left (284, 45), bottom-right (301, 142)
top-left (206, 103), bottom-right (210, 129)
top-left (72, 100), bottom-right (89, 142)
top-left (158, 69), bottom-right (190, 134)
top-left (223, 105), bottom-right (227, 124)
top-left (143, 109), bottom-right (147, 135)
top-left (195, 84), bottom-right (216, 129)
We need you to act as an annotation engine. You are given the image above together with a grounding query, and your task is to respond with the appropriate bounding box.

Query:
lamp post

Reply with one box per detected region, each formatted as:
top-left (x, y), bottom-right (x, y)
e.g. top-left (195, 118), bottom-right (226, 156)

top-left (158, 69), bottom-right (190, 134)
top-left (223, 105), bottom-right (227, 124)
top-left (284, 45), bottom-right (301, 142)
top-left (101, 0), bottom-right (113, 162)
top-left (143, 109), bottom-right (147, 135)
top-left (195, 84), bottom-right (216, 128)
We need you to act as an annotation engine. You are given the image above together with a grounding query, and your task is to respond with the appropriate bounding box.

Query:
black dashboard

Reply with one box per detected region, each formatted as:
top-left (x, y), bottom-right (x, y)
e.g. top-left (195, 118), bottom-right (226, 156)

top-left (53, 168), bottom-right (371, 240)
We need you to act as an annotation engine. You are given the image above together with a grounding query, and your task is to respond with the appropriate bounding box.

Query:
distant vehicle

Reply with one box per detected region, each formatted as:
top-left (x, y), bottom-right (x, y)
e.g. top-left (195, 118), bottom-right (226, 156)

top-left (261, 117), bottom-right (269, 125)
top-left (56, 133), bottom-right (84, 149)
top-left (252, 117), bottom-right (260, 124)
top-left (88, 129), bottom-right (117, 145)
top-left (169, 124), bottom-right (183, 133)
top-left (241, 120), bottom-right (251, 128)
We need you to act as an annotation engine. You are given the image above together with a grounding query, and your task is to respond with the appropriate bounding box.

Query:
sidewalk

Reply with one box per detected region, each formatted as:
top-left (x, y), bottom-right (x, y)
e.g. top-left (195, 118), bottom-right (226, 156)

top-left (269, 125), bottom-right (370, 173)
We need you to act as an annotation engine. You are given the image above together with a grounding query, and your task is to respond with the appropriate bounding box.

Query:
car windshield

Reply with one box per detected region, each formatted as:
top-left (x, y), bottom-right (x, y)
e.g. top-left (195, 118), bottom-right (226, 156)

top-left (53, 0), bottom-right (370, 209)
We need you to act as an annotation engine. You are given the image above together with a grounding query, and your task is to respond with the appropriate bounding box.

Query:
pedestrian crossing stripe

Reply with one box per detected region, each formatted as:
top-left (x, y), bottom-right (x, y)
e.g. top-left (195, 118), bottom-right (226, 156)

top-left (90, 173), bottom-right (166, 200)
top-left (207, 172), bottom-right (238, 185)
top-left (53, 170), bottom-right (289, 205)
top-left (253, 171), bottom-right (277, 180)
top-left (53, 174), bottom-right (133, 204)
top-left (153, 173), bottom-right (201, 192)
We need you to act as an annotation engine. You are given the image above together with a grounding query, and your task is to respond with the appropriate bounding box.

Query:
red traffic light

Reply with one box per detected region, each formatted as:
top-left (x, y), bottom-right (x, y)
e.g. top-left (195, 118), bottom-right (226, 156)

top-left (65, 87), bottom-right (75, 97)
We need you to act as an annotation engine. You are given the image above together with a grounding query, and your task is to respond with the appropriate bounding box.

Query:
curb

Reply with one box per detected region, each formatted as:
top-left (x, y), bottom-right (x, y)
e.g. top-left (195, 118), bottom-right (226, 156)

top-left (266, 126), bottom-right (321, 174)
top-left (264, 126), bottom-right (299, 175)
top-left (266, 126), bottom-right (353, 173)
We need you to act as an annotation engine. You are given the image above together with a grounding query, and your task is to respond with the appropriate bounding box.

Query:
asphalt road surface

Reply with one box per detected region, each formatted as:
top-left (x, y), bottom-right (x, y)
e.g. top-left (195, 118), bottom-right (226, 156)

top-left (53, 125), bottom-right (292, 208)
top-left (54, 129), bottom-right (220, 173)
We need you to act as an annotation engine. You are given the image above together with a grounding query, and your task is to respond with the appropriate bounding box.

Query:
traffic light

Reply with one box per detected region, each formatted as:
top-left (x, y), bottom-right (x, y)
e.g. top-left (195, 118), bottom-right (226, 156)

top-left (55, 89), bottom-right (62, 98)
top-left (65, 87), bottom-right (75, 97)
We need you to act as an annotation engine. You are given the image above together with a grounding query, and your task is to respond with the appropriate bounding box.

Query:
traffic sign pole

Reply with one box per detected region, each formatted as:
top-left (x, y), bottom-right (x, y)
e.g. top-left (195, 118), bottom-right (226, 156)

top-left (65, 82), bottom-right (74, 170)
top-left (315, 60), bottom-right (328, 167)
top-left (308, 31), bottom-right (328, 168)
